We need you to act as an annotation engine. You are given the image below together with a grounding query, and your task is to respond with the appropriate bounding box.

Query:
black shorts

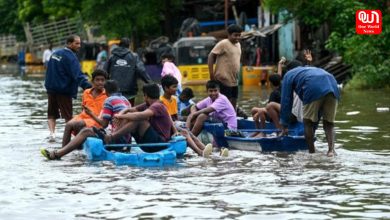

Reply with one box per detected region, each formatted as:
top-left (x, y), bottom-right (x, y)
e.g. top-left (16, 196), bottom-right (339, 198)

top-left (132, 126), bottom-right (164, 144)
top-left (217, 82), bottom-right (238, 99)
top-left (47, 93), bottom-right (73, 121)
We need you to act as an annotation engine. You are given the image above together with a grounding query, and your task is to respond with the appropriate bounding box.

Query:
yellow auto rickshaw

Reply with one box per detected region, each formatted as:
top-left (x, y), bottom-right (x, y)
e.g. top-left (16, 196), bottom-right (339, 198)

top-left (173, 36), bottom-right (217, 85)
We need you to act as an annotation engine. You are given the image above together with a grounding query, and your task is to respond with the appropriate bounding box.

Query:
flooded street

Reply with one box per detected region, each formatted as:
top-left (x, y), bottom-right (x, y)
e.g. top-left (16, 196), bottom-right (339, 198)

top-left (0, 73), bottom-right (389, 219)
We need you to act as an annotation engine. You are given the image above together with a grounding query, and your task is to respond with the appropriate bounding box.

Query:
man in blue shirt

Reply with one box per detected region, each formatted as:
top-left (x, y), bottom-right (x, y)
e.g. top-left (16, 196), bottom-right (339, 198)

top-left (280, 66), bottom-right (340, 157)
top-left (44, 35), bottom-right (92, 142)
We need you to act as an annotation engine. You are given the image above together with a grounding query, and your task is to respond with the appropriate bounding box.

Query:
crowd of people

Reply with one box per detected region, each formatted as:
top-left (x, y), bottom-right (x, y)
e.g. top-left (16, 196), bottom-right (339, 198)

top-left (40, 24), bottom-right (340, 160)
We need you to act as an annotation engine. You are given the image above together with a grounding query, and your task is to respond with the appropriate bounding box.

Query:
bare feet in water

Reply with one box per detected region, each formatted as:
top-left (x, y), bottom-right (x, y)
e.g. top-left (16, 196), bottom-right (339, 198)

top-left (327, 149), bottom-right (337, 157)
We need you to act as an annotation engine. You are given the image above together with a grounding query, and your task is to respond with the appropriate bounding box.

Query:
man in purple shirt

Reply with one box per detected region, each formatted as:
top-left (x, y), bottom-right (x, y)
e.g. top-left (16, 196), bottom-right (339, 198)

top-left (186, 80), bottom-right (237, 136)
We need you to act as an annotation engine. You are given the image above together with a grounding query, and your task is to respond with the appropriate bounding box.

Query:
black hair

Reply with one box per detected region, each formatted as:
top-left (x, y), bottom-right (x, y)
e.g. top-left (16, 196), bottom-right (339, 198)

top-left (143, 84), bottom-right (160, 99)
top-left (100, 44), bottom-right (108, 50)
top-left (206, 80), bottom-right (220, 90)
top-left (104, 80), bottom-right (118, 95)
top-left (268, 74), bottom-right (281, 87)
top-left (66, 35), bottom-right (80, 44)
top-left (227, 24), bottom-right (243, 34)
top-left (119, 37), bottom-right (130, 48)
top-left (161, 53), bottom-right (175, 62)
top-left (91, 69), bottom-right (108, 80)
top-left (181, 87), bottom-right (194, 99)
top-left (285, 60), bottom-right (303, 72)
top-left (161, 75), bottom-right (178, 90)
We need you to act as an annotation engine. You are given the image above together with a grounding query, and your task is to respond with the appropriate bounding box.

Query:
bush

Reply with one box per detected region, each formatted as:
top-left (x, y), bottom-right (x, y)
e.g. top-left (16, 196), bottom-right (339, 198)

top-left (266, 0), bottom-right (390, 88)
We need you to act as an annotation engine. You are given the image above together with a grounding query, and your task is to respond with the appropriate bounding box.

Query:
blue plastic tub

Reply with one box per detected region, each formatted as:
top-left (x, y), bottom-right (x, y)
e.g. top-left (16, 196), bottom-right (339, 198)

top-left (83, 135), bottom-right (187, 167)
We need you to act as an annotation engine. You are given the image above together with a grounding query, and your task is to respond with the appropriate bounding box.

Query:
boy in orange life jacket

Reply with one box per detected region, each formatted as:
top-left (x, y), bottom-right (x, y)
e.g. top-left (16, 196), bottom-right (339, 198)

top-left (61, 69), bottom-right (108, 147)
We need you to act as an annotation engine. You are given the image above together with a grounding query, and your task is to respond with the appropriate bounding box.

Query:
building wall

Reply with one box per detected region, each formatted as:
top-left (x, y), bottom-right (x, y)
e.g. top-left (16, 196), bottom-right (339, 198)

top-left (277, 11), bottom-right (295, 60)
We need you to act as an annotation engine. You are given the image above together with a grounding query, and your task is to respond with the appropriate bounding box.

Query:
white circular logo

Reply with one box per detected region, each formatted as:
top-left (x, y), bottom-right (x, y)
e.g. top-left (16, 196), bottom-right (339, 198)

top-left (116, 59), bottom-right (128, 66)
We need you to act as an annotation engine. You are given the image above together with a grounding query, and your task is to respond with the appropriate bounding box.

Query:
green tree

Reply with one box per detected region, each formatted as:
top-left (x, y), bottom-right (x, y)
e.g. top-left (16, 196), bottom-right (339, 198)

top-left (17, 0), bottom-right (49, 24)
top-left (42, 0), bottom-right (81, 20)
top-left (326, 2), bottom-right (390, 88)
top-left (264, 0), bottom-right (390, 88)
top-left (0, 0), bottom-right (24, 40)
top-left (81, 0), bottom-right (182, 42)
top-left (18, 0), bottom-right (80, 23)
top-left (15, 0), bottom-right (183, 45)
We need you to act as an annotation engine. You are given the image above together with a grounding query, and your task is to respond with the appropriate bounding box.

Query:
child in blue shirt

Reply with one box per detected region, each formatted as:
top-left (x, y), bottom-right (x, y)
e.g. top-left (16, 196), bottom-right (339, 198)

top-left (177, 87), bottom-right (195, 118)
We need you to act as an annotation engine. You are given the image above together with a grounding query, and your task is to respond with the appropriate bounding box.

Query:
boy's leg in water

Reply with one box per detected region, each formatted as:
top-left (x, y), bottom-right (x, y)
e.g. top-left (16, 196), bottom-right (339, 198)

top-left (62, 120), bottom-right (86, 147)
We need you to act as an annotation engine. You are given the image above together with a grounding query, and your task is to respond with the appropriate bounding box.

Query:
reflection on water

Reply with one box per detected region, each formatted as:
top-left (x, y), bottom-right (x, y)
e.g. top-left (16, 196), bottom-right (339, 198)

top-left (0, 74), bottom-right (389, 219)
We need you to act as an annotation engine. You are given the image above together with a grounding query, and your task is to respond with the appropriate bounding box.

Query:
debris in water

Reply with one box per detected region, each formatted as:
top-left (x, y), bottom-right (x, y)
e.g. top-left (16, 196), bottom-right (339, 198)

top-left (346, 111), bottom-right (360, 115)
top-left (376, 107), bottom-right (389, 112)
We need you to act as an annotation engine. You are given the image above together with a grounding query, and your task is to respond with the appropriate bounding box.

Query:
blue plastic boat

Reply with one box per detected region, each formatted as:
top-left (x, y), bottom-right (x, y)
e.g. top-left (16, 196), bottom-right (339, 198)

top-left (82, 136), bottom-right (187, 167)
top-left (202, 119), bottom-right (308, 152)
top-left (202, 118), bottom-right (278, 147)
top-left (224, 130), bottom-right (308, 152)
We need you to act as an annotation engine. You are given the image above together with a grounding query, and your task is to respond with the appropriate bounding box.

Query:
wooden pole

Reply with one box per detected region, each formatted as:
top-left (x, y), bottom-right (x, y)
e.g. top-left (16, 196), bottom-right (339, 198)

top-left (225, 0), bottom-right (228, 28)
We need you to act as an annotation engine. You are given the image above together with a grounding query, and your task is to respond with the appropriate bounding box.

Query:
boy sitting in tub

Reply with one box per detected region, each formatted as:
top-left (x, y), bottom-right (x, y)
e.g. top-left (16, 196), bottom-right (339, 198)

top-left (41, 80), bottom-right (131, 160)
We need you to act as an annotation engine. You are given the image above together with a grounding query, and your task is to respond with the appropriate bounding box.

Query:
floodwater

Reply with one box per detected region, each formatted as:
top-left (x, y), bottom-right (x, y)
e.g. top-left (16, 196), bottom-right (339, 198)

top-left (0, 73), bottom-right (389, 219)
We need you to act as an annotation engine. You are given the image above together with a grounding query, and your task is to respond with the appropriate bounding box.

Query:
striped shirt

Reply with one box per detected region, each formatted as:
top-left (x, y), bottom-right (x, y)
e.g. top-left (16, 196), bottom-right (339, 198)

top-left (101, 93), bottom-right (131, 127)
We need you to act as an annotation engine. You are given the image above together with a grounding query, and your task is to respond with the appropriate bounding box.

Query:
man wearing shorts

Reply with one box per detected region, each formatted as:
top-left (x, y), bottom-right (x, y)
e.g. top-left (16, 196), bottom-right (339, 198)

top-left (280, 66), bottom-right (340, 157)
top-left (44, 35), bottom-right (91, 141)
top-left (208, 24), bottom-right (242, 111)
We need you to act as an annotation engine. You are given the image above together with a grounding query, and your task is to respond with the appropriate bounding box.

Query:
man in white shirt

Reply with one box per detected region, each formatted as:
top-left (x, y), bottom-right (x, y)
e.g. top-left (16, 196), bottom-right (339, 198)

top-left (42, 43), bottom-right (53, 68)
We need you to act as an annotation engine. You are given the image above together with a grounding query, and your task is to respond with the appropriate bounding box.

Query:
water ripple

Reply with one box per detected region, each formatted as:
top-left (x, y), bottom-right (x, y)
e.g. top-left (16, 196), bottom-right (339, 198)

top-left (0, 75), bottom-right (389, 219)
